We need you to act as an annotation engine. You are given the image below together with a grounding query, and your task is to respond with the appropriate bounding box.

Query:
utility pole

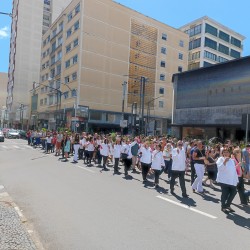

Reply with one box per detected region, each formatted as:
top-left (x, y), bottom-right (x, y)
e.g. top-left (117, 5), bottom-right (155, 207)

top-left (121, 81), bottom-right (127, 136)
top-left (140, 76), bottom-right (146, 135)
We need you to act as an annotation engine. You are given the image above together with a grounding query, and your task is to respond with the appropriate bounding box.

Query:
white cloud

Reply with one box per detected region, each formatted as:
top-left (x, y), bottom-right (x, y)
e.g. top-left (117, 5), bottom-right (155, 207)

top-left (0, 26), bottom-right (10, 39)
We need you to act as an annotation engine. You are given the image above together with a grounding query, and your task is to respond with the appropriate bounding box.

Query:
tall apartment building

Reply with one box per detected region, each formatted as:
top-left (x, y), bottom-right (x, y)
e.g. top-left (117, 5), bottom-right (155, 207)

top-left (179, 16), bottom-right (245, 70)
top-left (0, 72), bottom-right (8, 127)
top-left (6, 0), bottom-right (72, 128)
top-left (32, 0), bottom-right (189, 134)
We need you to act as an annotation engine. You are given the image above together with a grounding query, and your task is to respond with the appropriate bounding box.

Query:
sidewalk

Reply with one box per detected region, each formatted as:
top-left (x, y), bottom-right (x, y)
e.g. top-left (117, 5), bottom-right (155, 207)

top-left (0, 185), bottom-right (43, 250)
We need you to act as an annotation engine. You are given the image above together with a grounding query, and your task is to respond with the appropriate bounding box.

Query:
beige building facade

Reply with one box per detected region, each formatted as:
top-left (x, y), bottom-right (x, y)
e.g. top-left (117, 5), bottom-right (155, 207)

top-left (179, 16), bottom-right (245, 70)
top-left (6, 0), bottom-right (72, 129)
top-left (33, 0), bottom-right (189, 134)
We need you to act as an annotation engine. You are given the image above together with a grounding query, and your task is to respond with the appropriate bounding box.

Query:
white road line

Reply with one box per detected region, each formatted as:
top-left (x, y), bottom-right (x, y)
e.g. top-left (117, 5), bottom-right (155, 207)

top-left (77, 165), bottom-right (95, 173)
top-left (14, 206), bottom-right (24, 218)
top-left (13, 145), bottom-right (20, 149)
top-left (1, 145), bottom-right (8, 149)
top-left (156, 195), bottom-right (217, 219)
top-left (0, 185), bottom-right (4, 190)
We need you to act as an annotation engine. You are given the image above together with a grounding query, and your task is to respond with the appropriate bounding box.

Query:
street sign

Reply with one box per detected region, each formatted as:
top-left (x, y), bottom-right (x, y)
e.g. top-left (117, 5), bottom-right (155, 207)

top-left (120, 120), bottom-right (127, 128)
top-left (75, 123), bottom-right (79, 127)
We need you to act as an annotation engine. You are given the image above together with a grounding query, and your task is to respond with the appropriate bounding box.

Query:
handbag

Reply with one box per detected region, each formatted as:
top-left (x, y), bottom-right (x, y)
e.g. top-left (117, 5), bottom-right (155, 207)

top-left (121, 153), bottom-right (128, 160)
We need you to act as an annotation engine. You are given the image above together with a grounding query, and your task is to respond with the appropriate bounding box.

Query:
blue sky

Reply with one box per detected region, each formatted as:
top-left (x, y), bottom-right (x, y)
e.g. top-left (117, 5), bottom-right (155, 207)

top-left (0, 0), bottom-right (249, 73)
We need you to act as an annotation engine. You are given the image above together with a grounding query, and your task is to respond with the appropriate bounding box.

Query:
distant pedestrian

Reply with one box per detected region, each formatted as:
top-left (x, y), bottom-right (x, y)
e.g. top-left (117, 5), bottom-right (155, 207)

top-left (170, 140), bottom-right (189, 198)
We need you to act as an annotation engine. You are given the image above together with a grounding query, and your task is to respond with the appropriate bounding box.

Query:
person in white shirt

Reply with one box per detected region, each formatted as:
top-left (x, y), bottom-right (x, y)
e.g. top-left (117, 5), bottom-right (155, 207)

top-left (216, 148), bottom-right (239, 213)
top-left (100, 139), bottom-right (110, 171)
top-left (170, 140), bottom-right (189, 198)
top-left (46, 134), bottom-right (52, 153)
top-left (113, 140), bottom-right (122, 174)
top-left (86, 138), bottom-right (95, 165)
top-left (162, 143), bottom-right (173, 180)
top-left (139, 141), bottom-right (152, 184)
top-left (151, 144), bottom-right (165, 188)
top-left (121, 139), bottom-right (132, 177)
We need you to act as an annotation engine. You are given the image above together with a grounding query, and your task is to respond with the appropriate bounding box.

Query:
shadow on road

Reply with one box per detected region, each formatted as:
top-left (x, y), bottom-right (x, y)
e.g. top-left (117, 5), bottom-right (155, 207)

top-left (226, 213), bottom-right (250, 230)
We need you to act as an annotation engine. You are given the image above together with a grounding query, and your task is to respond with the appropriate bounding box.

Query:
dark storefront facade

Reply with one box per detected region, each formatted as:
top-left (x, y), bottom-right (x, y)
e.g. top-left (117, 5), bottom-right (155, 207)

top-left (172, 56), bottom-right (250, 141)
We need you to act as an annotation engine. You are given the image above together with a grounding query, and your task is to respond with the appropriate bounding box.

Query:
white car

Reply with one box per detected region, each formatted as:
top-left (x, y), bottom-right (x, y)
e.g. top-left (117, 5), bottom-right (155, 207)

top-left (0, 130), bottom-right (4, 142)
top-left (6, 129), bottom-right (20, 139)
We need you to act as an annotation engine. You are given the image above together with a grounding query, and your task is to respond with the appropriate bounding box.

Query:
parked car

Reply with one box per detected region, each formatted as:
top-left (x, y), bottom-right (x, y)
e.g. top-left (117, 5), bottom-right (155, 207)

top-left (0, 130), bottom-right (4, 142)
top-left (2, 128), bottom-right (10, 137)
top-left (6, 129), bottom-right (20, 139)
top-left (19, 130), bottom-right (27, 139)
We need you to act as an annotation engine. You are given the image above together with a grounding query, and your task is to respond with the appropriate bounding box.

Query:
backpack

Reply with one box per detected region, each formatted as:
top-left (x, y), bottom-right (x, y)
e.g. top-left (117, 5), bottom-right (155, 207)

top-left (131, 143), bottom-right (139, 156)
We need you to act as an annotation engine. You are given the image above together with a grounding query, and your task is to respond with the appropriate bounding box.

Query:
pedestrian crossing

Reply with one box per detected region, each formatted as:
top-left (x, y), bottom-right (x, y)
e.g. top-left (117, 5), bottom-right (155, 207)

top-left (0, 144), bottom-right (35, 151)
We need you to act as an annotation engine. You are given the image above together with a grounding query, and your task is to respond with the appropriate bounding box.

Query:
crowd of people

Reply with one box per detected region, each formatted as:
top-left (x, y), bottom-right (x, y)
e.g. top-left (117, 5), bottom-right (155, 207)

top-left (26, 130), bottom-right (250, 214)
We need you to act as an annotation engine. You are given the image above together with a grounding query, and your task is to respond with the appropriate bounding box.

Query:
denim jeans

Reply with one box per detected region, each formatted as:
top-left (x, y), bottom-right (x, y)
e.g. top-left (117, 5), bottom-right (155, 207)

top-left (220, 183), bottom-right (237, 208)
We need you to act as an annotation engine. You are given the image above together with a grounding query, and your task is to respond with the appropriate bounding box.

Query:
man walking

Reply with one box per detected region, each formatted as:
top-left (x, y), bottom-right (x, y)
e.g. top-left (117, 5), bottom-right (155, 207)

top-left (170, 140), bottom-right (189, 198)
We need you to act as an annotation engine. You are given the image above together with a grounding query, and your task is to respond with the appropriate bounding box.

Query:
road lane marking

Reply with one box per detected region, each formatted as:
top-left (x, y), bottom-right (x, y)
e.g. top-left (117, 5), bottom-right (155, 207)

top-left (13, 145), bottom-right (20, 149)
top-left (1, 145), bottom-right (8, 149)
top-left (156, 195), bottom-right (217, 219)
top-left (77, 165), bottom-right (95, 173)
top-left (0, 185), bottom-right (4, 190)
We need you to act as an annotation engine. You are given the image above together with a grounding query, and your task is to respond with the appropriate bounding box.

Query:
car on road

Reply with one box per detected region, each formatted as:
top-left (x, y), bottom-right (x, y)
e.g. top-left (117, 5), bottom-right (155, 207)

top-left (0, 130), bottom-right (4, 142)
top-left (6, 129), bottom-right (20, 139)
top-left (18, 130), bottom-right (27, 139)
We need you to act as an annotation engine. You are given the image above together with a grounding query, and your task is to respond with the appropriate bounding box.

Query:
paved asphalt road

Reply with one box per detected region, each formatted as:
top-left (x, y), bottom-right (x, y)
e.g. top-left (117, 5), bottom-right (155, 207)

top-left (0, 138), bottom-right (250, 250)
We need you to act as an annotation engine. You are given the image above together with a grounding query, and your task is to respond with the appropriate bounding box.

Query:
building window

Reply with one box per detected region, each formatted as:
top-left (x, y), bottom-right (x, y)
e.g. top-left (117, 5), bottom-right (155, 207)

top-left (57, 50), bottom-right (62, 61)
top-left (40, 99), bottom-right (43, 106)
top-left (52, 28), bottom-right (57, 38)
top-left (159, 101), bottom-right (164, 108)
top-left (217, 56), bottom-right (228, 63)
top-left (73, 55), bottom-right (78, 64)
top-left (66, 28), bottom-right (72, 38)
top-left (160, 74), bottom-right (165, 81)
top-left (56, 64), bottom-right (61, 75)
top-left (51, 42), bottom-right (56, 52)
top-left (59, 21), bottom-right (63, 32)
top-left (159, 87), bottom-right (164, 95)
top-left (72, 72), bottom-right (77, 81)
top-left (68, 12), bottom-right (72, 22)
top-left (90, 111), bottom-right (102, 120)
top-left (203, 61), bottom-right (213, 67)
top-left (230, 49), bottom-right (240, 59)
top-left (66, 44), bottom-right (71, 53)
top-left (64, 91), bottom-right (69, 99)
top-left (219, 30), bottom-right (229, 42)
top-left (179, 40), bottom-right (184, 47)
top-left (161, 47), bottom-right (166, 54)
top-left (185, 24), bottom-right (201, 37)
top-left (71, 89), bottom-right (77, 97)
top-left (65, 60), bottom-right (70, 68)
top-left (44, 98), bottom-right (47, 105)
top-left (205, 23), bottom-right (217, 37)
top-left (58, 36), bottom-right (63, 46)
top-left (178, 66), bottom-right (183, 73)
top-left (74, 20), bottom-right (79, 31)
top-left (41, 87), bottom-right (44, 93)
top-left (189, 38), bottom-right (201, 50)
top-left (51, 55), bottom-right (55, 65)
top-left (178, 53), bottom-right (183, 60)
top-left (65, 76), bottom-right (70, 83)
top-left (162, 33), bottom-right (167, 41)
top-left (231, 36), bottom-right (241, 48)
top-left (73, 38), bottom-right (78, 47)
top-left (218, 43), bottom-right (229, 55)
top-left (160, 61), bottom-right (165, 67)
top-left (204, 50), bottom-right (217, 61)
top-left (75, 4), bottom-right (80, 14)
top-left (205, 37), bottom-right (217, 50)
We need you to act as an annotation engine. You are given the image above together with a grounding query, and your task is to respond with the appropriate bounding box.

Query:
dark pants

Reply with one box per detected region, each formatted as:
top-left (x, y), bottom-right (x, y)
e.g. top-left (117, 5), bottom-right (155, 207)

top-left (170, 170), bottom-right (187, 195)
top-left (123, 158), bottom-right (132, 175)
top-left (154, 169), bottom-right (161, 184)
top-left (141, 163), bottom-right (151, 181)
top-left (46, 143), bottom-right (51, 153)
top-left (78, 148), bottom-right (84, 160)
top-left (102, 155), bottom-right (108, 168)
top-left (164, 159), bottom-right (172, 179)
top-left (87, 151), bottom-right (93, 164)
top-left (114, 158), bottom-right (120, 172)
top-left (237, 177), bottom-right (248, 204)
top-left (220, 183), bottom-right (237, 208)
top-left (190, 161), bottom-right (196, 185)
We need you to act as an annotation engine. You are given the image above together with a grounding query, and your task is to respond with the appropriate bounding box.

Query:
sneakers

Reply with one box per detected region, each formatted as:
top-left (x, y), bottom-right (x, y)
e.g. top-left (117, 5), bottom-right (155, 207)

top-left (226, 207), bottom-right (235, 212)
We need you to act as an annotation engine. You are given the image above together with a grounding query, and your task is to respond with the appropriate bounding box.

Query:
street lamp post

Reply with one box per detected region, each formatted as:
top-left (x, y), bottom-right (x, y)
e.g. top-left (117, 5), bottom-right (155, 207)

top-left (139, 76), bottom-right (146, 135)
top-left (121, 81), bottom-right (127, 136)
top-left (146, 95), bottom-right (163, 136)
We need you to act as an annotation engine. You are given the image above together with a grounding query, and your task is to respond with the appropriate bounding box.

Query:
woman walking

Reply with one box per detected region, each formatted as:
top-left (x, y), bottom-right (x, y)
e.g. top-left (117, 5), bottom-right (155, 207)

top-left (216, 148), bottom-right (238, 213)
top-left (139, 141), bottom-right (152, 184)
top-left (62, 135), bottom-right (71, 162)
top-left (113, 139), bottom-right (122, 174)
